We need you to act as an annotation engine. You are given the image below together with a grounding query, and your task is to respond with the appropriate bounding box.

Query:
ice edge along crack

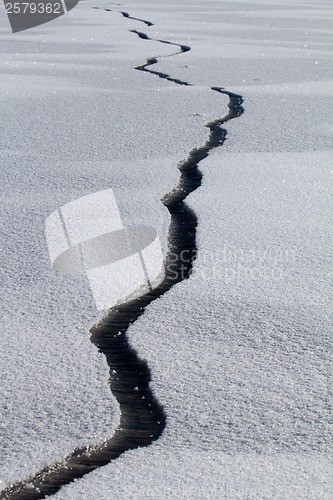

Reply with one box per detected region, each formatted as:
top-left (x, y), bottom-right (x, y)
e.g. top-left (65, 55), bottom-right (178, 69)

top-left (0, 10), bottom-right (243, 500)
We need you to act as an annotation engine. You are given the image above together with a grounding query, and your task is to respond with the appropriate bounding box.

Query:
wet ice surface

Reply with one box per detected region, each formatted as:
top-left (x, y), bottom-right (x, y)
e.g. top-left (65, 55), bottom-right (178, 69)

top-left (1, 0), bottom-right (332, 497)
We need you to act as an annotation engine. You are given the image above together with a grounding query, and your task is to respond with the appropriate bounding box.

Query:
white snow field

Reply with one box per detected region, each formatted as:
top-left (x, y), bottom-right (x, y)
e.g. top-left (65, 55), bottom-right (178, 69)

top-left (1, 0), bottom-right (332, 498)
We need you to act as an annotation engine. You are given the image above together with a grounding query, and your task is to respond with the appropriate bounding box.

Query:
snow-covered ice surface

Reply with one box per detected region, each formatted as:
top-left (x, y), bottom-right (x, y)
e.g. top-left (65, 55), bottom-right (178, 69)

top-left (0, 0), bottom-right (229, 490)
top-left (1, 0), bottom-right (332, 497)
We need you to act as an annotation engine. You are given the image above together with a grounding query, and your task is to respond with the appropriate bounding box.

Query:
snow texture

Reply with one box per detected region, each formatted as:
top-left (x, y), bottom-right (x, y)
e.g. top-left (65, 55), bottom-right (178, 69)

top-left (0, 0), bottom-right (332, 498)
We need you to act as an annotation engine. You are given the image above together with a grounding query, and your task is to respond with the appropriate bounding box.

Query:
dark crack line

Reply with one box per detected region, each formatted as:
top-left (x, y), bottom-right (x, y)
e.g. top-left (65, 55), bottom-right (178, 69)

top-left (120, 11), bottom-right (154, 26)
top-left (130, 27), bottom-right (191, 86)
top-left (0, 10), bottom-right (244, 500)
top-left (130, 28), bottom-right (191, 53)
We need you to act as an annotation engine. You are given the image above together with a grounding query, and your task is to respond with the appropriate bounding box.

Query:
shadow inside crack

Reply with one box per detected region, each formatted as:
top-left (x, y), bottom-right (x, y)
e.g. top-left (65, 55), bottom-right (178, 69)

top-left (0, 9), bottom-right (244, 500)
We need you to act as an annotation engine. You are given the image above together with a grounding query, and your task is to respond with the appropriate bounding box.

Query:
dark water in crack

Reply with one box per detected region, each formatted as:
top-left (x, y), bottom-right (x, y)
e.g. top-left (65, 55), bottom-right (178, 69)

top-left (0, 10), bottom-right (244, 500)
top-left (120, 11), bottom-right (154, 27)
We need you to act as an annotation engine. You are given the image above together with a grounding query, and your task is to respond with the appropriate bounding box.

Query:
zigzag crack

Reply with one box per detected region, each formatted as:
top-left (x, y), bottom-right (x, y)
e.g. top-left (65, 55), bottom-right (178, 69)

top-left (120, 11), bottom-right (154, 26)
top-left (0, 10), bottom-right (243, 500)
top-left (131, 28), bottom-right (191, 85)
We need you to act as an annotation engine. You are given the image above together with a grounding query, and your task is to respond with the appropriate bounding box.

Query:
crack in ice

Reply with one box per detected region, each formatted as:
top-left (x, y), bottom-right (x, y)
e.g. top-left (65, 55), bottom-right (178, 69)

top-left (1, 9), bottom-right (244, 500)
